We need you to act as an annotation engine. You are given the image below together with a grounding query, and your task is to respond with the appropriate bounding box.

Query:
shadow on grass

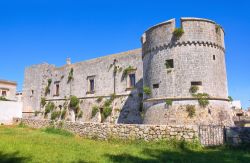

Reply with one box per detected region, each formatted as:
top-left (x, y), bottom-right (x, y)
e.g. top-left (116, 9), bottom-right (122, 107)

top-left (0, 151), bottom-right (30, 163)
top-left (105, 142), bottom-right (250, 163)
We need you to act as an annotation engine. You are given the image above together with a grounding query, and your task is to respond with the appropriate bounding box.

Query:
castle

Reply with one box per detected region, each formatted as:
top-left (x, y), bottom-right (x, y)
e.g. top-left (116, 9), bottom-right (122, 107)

top-left (22, 17), bottom-right (234, 126)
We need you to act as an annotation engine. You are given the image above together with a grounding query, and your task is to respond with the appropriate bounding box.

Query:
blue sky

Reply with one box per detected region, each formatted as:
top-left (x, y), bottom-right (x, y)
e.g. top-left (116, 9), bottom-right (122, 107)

top-left (0, 0), bottom-right (249, 108)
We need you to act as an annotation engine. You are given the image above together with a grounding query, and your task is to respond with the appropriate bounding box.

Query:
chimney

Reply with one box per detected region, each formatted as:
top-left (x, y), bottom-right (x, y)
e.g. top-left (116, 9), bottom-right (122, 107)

top-left (66, 58), bottom-right (71, 65)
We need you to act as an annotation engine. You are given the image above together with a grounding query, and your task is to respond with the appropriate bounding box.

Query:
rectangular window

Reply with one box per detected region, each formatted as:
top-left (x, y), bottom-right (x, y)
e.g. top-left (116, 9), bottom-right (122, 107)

top-left (213, 55), bottom-right (216, 60)
top-left (153, 84), bottom-right (159, 89)
top-left (165, 59), bottom-right (174, 69)
top-left (191, 81), bottom-right (202, 86)
top-left (129, 74), bottom-right (136, 88)
top-left (2, 90), bottom-right (7, 97)
top-left (55, 84), bottom-right (59, 96)
top-left (90, 79), bottom-right (95, 92)
top-left (87, 76), bottom-right (95, 94)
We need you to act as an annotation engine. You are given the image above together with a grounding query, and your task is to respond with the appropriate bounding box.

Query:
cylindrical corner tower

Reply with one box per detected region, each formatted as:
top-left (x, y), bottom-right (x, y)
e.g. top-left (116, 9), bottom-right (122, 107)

top-left (141, 17), bottom-right (233, 126)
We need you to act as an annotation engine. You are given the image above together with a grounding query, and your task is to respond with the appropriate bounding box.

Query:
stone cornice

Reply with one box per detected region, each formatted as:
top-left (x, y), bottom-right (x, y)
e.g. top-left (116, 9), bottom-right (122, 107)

top-left (144, 97), bottom-right (229, 102)
top-left (142, 41), bottom-right (225, 58)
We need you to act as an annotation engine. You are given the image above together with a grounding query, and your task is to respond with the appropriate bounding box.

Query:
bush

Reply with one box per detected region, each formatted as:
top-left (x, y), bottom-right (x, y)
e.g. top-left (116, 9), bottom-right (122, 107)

top-left (122, 66), bottom-right (135, 77)
top-left (40, 97), bottom-right (46, 107)
top-left (92, 106), bottom-right (99, 118)
top-left (43, 127), bottom-right (73, 137)
top-left (34, 111), bottom-right (39, 117)
top-left (45, 102), bottom-right (55, 115)
top-left (96, 96), bottom-right (103, 103)
top-left (45, 79), bottom-right (52, 96)
top-left (165, 99), bottom-right (173, 106)
top-left (67, 68), bottom-right (74, 83)
top-left (194, 93), bottom-right (210, 108)
top-left (51, 111), bottom-right (61, 120)
top-left (18, 122), bottom-right (27, 128)
top-left (61, 109), bottom-right (67, 120)
top-left (69, 96), bottom-right (79, 108)
top-left (103, 106), bottom-right (112, 119)
top-left (189, 86), bottom-right (199, 94)
top-left (173, 28), bottom-right (184, 38)
top-left (0, 96), bottom-right (7, 101)
top-left (143, 86), bottom-right (151, 95)
top-left (186, 105), bottom-right (195, 118)
top-left (104, 99), bottom-right (112, 107)
top-left (228, 96), bottom-right (233, 102)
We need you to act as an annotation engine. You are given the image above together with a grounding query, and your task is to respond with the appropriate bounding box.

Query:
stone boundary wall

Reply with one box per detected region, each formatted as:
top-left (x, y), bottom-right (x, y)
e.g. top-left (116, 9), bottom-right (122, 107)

top-left (13, 118), bottom-right (198, 141)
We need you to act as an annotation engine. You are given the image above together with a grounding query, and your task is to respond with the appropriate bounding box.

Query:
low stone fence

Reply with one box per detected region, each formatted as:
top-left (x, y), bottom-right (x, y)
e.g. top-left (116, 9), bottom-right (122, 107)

top-left (13, 118), bottom-right (198, 141)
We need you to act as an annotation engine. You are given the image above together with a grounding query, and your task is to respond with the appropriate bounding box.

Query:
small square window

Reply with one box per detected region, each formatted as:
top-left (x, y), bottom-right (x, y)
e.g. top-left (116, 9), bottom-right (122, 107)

top-left (129, 74), bottom-right (136, 88)
top-left (191, 81), bottom-right (202, 86)
top-left (213, 55), bottom-right (216, 60)
top-left (2, 90), bottom-right (7, 97)
top-left (165, 59), bottom-right (174, 69)
top-left (153, 84), bottom-right (159, 89)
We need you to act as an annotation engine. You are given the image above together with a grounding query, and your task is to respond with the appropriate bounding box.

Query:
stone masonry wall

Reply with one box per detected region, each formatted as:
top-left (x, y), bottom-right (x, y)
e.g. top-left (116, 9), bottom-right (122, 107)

top-left (22, 49), bottom-right (143, 124)
top-left (13, 118), bottom-right (198, 141)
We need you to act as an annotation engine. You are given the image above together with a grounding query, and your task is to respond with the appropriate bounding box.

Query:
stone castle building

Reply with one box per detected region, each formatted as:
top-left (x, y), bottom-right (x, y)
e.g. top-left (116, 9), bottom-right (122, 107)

top-left (22, 17), bottom-right (234, 126)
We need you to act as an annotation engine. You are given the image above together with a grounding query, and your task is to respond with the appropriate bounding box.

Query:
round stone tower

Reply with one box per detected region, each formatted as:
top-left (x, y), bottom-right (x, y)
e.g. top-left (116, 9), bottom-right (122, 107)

top-left (141, 17), bottom-right (234, 126)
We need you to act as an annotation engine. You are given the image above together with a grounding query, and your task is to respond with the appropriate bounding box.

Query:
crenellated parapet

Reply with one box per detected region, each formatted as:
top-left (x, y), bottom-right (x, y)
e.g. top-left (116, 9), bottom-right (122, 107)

top-left (142, 18), bottom-right (225, 58)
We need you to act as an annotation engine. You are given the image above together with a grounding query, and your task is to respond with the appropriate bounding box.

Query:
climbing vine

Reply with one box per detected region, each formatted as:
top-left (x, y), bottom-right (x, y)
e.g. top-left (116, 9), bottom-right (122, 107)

top-left (67, 68), bottom-right (74, 83)
top-left (45, 79), bottom-right (52, 96)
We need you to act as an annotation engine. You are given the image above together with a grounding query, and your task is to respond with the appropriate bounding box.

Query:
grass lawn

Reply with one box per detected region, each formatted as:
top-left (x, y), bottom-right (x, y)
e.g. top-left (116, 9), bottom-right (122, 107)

top-left (0, 126), bottom-right (249, 163)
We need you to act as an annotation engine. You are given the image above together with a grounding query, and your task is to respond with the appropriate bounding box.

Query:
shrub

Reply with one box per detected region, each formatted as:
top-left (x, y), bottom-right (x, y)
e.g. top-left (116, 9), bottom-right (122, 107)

top-left (45, 102), bottom-right (55, 115)
top-left (165, 99), bottom-right (173, 106)
top-left (51, 111), bottom-right (61, 120)
top-left (186, 105), bottom-right (196, 118)
top-left (43, 127), bottom-right (73, 137)
top-left (173, 28), bottom-right (184, 38)
top-left (18, 122), bottom-right (27, 128)
top-left (34, 111), bottom-right (39, 117)
top-left (189, 85), bottom-right (199, 94)
top-left (104, 99), bottom-right (112, 107)
top-left (0, 96), bottom-right (7, 101)
top-left (61, 109), bottom-right (67, 120)
top-left (45, 79), bottom-right (52, 96)
top-left (96, 96), bottom-right (103, 103)
top-left (194, 93), bottom-right (210, 108)
top-left (103, 106), bottom-right (112, 119)
top-left (67, 68), bottom-right (74, 83)
top-left (228, 96), bottom-right (233, 102)
top-left (69, 96), bottom-right (79, 108)
top-left (110, 93), bottom-right (116, 101)
top-left (40, 97), bottom-right (46, 107)
top-left (48, 79), bottom-right (52, 85)
top-left (92, 106), bottom-right (99, 118)
top-left (143, 86), bottom-right (151, 95)
top-left (122, 66), bottom-right (135, 77)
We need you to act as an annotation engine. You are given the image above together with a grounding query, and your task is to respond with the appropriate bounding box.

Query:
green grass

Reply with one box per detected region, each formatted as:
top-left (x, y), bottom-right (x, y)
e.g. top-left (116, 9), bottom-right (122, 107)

top-left (0, 126), bottom-right (249, 163)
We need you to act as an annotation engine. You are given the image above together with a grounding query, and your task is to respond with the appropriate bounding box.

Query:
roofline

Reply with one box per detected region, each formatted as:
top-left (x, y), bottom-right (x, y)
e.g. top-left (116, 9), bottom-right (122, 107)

top-left (0, 79), bottom-right (17, 86)
top-left (54, 48), bottom-right (142, 70)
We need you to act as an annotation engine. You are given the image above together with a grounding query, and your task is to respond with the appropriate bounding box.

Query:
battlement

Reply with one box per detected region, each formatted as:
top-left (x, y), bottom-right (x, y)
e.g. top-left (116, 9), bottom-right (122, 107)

top-left (141, 17), bottom-right (225, 57)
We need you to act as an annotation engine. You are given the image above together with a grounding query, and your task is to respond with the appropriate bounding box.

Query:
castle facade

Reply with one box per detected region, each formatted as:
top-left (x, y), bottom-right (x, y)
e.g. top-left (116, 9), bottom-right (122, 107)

top-left (22, 17), bottom-right (234, 126)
